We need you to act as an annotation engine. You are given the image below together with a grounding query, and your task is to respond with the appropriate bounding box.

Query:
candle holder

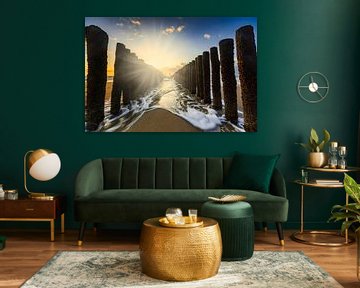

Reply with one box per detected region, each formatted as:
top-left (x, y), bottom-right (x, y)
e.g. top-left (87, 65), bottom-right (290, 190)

top-left (328, 142), bottom-right (338, 169)
top-left (337, 146), bottom-right (347, 169)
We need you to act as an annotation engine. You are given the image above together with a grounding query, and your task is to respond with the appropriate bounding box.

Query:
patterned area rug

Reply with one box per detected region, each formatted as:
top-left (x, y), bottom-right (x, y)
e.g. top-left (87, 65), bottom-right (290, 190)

top-left (21, 251), bottom-right (342, 288)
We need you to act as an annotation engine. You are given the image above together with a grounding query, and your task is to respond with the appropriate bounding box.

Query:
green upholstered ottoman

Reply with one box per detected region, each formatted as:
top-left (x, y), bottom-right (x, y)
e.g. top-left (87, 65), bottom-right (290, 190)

top-left (201, 201), bottom-right (254, 261)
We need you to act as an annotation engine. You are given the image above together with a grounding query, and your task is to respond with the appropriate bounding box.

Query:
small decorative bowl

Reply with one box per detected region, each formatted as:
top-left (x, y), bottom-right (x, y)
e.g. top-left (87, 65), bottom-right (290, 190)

top-left (208, 194), bottom-right (246, 203)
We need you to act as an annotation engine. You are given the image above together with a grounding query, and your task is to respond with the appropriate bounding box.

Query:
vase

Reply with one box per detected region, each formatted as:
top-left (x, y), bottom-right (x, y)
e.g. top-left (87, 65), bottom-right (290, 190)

top-left (308, 152), bottom-right (328, 168)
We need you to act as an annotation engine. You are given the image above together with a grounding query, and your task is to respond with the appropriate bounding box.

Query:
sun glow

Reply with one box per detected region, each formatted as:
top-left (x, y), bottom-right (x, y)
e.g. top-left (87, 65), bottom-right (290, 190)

top-left (124, 33), bottom-right (189, 76)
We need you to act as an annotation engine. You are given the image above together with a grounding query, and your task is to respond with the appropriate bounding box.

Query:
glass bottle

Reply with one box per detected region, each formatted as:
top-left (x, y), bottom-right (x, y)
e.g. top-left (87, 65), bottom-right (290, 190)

top-left (337, 146), bottom-right (347, 169)
top-left (301, 169), bottom-right (308, 183)
top-left (0, 184), bottom-right (4, 199)
top-left (328, 142), bottom-right (338, 169)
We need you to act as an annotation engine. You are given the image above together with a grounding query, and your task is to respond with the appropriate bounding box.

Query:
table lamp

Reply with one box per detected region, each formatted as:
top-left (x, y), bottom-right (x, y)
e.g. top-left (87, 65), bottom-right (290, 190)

top-left (24, 149), bottom-right (61, 199)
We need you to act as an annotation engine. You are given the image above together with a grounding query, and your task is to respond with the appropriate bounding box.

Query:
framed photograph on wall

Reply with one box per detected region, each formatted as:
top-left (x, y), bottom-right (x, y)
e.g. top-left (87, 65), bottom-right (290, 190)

top-left (85, 17), bottom-right (257, 132)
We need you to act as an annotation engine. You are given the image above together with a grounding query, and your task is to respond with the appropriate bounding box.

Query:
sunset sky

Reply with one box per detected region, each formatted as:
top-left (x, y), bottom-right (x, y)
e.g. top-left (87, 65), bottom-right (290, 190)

top-left (85, 17), bottom-right (257, 76)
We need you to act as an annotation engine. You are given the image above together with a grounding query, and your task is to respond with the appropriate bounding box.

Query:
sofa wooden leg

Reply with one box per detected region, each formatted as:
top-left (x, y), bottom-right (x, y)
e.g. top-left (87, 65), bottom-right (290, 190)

top-left (78, 222), bottom-right (86, 246)
top-left (262, 222), bottom-right (268, 232)
top-left (275, 222), bottom-right (284, 246)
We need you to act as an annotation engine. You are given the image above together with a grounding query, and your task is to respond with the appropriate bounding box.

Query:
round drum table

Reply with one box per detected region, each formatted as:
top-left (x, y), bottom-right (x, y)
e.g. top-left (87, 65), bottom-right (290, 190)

top-left (139, 217), bottom-right (222, 281)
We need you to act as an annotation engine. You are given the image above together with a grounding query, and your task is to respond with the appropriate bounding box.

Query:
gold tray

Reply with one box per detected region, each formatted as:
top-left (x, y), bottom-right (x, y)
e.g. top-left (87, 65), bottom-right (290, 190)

top-left (208, 194), bottom-right (246, 203)
top-left (159, 216), bottom-right (204, 228)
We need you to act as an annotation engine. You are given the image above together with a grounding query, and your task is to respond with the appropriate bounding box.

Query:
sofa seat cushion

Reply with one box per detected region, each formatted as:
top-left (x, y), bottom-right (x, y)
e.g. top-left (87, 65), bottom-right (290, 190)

top-left (75, 189), bottom-right (288, 222)
top-left (77, 189), bottom-right (281, 202)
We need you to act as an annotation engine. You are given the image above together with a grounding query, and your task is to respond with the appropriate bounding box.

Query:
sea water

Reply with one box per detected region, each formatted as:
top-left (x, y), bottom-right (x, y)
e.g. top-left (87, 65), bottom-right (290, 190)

top-left (93, 78), bottom-right (245, 132)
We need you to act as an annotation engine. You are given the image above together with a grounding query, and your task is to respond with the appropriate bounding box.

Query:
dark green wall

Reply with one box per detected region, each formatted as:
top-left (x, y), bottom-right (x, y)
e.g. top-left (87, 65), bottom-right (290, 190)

top-left (1, 0), bottom-right (359, 230)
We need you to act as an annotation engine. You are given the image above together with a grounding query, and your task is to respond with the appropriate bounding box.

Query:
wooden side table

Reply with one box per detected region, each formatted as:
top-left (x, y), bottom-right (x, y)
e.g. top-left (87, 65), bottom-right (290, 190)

top-left (0, 195), bottom-right (66, 241)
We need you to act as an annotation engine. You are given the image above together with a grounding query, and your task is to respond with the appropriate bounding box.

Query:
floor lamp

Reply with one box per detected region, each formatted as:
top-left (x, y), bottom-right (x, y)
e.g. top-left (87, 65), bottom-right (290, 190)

top-left (24, 149), bottom-right (61, 200)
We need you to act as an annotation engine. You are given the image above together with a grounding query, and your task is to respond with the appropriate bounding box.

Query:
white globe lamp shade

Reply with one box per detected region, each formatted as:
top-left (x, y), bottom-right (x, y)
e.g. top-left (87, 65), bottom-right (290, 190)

top-left (28, 151), bottom-right (61, 181)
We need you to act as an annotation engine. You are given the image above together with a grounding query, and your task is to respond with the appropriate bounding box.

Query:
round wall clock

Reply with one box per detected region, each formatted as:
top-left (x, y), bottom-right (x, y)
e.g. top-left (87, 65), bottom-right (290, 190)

top-left (297, 72), bottom-right (329, 103)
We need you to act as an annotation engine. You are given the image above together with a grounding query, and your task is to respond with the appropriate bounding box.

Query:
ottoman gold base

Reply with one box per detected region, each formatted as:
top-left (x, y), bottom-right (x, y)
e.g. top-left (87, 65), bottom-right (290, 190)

top-left (140, 217), bottom-right (222, 281)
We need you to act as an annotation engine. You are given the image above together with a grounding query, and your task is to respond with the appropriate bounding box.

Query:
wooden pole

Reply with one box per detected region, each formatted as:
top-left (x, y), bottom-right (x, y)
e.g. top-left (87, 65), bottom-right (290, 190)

top-left (219, 38), bottom-right (238, 124)
top-left (187, 63), bottom-right (191, 90)
top-left (196, 55), bottom-right (204, 99)
top-left (190, 60), bottom-right (196, 94)
top-left (202, 51), bottom-right (211, 104)
top-left (210, 47), bottom-right (222, 110)
top-left (236, 25), bottom-right (257, 132)
top-left (85, 25), bottom-right (108, 131)
top-left (122, 48), bottom-right (131, 105)
top-left (110, 43), bottom-right (126, 115)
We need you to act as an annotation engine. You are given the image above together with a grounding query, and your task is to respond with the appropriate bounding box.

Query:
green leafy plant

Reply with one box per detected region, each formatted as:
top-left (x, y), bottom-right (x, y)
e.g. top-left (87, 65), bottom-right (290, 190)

top-left (296, 128), bottom-right (331, 152)
top-left (329, 173), bottom-right (360, 233)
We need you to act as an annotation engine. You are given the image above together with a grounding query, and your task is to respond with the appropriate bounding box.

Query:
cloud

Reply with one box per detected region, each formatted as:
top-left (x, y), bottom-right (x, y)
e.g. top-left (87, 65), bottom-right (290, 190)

top-left (176, 25), bottom-right (185, 32)
top-left (162, 25), bottom-right (185, 35)
top-left (116, 22), bottom-right (124, 27)
top-left (130, 19), bottom-right (141, 26)
top-left (164, 26), bottom-right (176, 34)
top-left (203, 33), bottom-right (211, 39)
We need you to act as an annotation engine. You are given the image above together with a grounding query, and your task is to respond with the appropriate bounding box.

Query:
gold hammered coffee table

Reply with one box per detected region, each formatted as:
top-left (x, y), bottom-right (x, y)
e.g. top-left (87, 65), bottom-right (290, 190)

top-left (139, 217), bottom-right (222, 281)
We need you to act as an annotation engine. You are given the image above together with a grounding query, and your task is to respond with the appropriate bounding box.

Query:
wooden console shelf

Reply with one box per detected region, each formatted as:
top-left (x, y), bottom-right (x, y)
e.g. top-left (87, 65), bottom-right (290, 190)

top-left (0, 195), bottom-right (66, 241)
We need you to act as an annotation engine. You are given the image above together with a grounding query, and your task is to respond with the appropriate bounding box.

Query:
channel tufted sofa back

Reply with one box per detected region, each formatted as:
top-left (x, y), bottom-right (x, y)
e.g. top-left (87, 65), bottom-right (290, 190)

top-left (102, 157), bottom-right (233, 190)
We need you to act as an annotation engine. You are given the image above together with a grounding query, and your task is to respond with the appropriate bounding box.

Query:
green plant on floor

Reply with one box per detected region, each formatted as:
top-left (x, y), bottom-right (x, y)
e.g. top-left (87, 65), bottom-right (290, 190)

top-left (296, 128), bottom-right (331, 152)
top-left (329, 173), bottom-right (360, 233)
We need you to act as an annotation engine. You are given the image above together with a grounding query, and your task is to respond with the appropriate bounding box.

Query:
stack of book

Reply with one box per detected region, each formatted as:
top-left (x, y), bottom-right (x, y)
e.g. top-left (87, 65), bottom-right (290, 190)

top-left (314, 179), bottom-right (341, 185)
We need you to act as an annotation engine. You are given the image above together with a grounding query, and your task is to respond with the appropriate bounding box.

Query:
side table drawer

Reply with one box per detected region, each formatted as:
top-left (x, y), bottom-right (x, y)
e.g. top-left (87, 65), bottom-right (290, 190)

top-left (1, 201), bottom-right (55, 218)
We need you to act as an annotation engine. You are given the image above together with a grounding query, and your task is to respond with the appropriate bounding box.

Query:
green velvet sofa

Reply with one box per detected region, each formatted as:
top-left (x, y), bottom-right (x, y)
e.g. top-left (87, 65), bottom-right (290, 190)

top-left (74, 157), bottom-right (288, 245)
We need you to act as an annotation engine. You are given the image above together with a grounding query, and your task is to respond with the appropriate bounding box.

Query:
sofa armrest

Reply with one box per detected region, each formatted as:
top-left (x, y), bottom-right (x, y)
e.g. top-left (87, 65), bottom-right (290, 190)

top-left (75, 159), bottom-right (104, 199)
top-left (269, 168), bottom-right (287, 198)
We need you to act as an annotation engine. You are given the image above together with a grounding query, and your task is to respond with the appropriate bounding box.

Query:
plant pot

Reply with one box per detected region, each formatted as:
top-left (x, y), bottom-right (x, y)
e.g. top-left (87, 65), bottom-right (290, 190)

top-left (308, 152), bottom-right (328, 168)
top-left (357, 229), bottom-right (360, 281)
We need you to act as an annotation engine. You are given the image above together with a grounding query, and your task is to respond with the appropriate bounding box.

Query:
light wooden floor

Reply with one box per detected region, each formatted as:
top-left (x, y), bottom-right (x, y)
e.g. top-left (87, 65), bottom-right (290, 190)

top-left (0, 228), bottom-right (358, 288)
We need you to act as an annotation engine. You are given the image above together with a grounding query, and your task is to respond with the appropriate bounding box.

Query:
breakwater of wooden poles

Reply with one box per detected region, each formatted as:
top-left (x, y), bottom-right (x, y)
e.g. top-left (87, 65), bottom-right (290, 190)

top-left (173, 25), bottom-right (257, 131)
top-left (85, 25), bottom-right (163, 131)
top-left (85, 24), bottom-right (257, 132)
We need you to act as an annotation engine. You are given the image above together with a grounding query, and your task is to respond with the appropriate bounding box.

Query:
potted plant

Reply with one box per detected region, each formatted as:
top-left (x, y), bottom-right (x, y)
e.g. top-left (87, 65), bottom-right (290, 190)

top-left (296, 128), bottom-right (330, 167)
top-left (329, 173), bottom-right (360, 279)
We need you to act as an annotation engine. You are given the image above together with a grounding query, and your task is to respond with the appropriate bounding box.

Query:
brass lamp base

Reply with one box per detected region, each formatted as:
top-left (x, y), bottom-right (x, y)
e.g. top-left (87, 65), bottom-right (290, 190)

top-left (28, 193), bottom-right (55, 200)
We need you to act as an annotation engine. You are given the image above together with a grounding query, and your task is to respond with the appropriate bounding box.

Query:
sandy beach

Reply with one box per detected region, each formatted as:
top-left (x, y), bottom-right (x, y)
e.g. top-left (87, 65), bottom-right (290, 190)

top-left (127, 108), bottom-right (202, 132)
